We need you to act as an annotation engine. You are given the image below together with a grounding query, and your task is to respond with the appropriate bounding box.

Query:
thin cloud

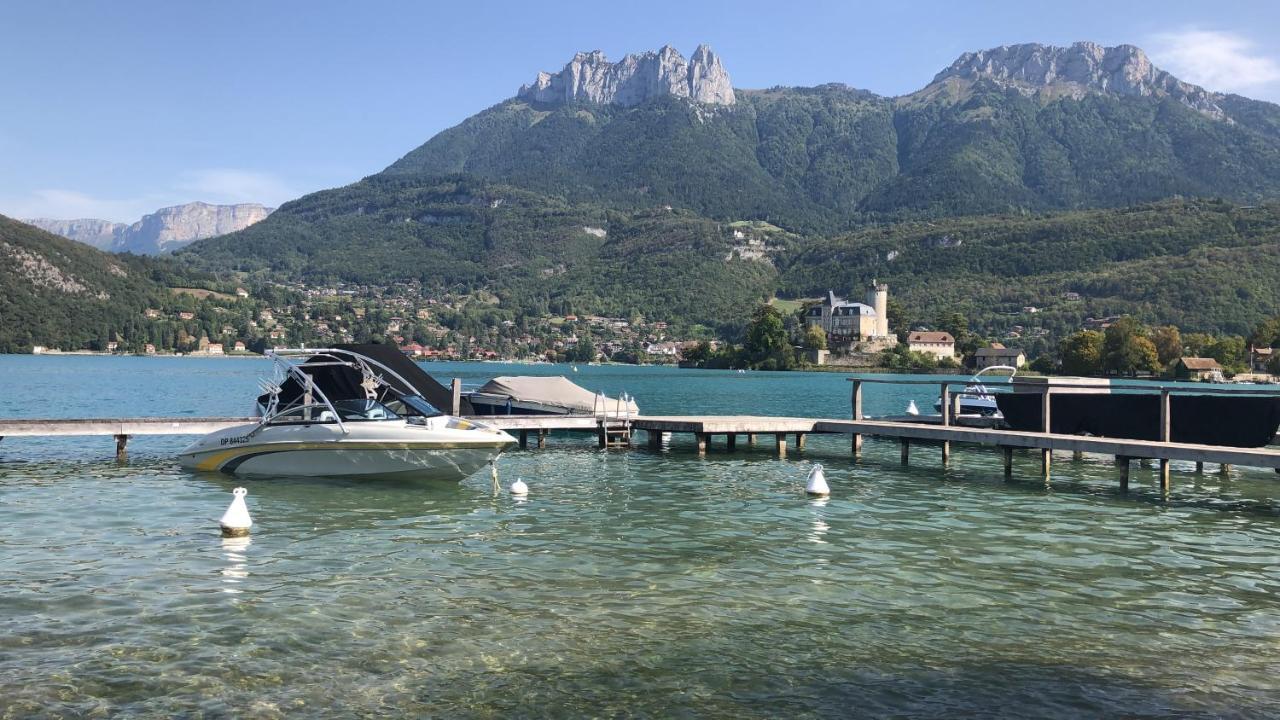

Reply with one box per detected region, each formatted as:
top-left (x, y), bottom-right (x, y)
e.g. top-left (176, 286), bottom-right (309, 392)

top-left (2, 189), bottom-right (167, 223)
top-left (177, 168), bottom-right (296, 207)
top-left (1148, 29), bottom-right (1280, 98)
top-left (1, 168), bottom-right (296, 222)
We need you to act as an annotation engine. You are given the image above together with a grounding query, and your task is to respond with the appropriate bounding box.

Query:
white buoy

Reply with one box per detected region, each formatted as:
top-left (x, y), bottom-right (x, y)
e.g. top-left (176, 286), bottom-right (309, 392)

top-left (906, 400), bottom-right (920, 416)
top-left (220, 487), bottom-right (253, 538)
top-left (805, 464), bottom-right (830, 496)
top-left (510, 478), bottom-right (529, 496)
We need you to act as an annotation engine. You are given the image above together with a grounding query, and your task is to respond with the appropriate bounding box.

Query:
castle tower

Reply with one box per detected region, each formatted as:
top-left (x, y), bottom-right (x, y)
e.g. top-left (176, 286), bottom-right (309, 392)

top-left (866, 281), bottom-right (889, 337)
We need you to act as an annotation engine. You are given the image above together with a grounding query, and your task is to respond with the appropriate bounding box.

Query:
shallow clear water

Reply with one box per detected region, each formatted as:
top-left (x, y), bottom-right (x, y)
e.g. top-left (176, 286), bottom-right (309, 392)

top-left (3, 357), bottom-right (1280, 718)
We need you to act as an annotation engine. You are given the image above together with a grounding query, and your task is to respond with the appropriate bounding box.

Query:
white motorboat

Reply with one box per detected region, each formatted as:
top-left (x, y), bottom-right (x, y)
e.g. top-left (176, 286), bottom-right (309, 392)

top-left (934, 365), bottom-right (1017, 417)
top-left (179, 345), bottom-right (514, 480)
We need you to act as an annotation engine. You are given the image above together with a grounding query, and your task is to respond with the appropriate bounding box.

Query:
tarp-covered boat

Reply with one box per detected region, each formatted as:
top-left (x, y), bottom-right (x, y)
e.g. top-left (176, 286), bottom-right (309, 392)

top-left (996, 392), bottom-right (1280, 448)
top-left (467, 376), bottom-right (639, 417)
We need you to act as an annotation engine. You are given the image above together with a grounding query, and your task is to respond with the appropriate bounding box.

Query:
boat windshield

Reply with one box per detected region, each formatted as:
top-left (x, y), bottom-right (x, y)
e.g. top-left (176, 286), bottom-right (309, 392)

top-left (385, 394), bottom-right (444, 418)
top-left (331, 399), bottom-right (400, 421)
top-left (266, 399), bottom-right (400, 425)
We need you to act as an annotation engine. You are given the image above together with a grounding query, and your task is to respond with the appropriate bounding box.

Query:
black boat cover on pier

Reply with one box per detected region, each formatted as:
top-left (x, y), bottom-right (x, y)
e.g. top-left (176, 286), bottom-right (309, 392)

top-left (262, 343), bottom-right (473, 415)
top-left (996, 393), bottom-right (1280, 448)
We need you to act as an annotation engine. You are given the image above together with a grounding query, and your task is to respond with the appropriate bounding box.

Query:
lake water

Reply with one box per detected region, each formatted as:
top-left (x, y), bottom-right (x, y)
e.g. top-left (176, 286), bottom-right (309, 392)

top-left (3, 356), bottom-right (1280, 718)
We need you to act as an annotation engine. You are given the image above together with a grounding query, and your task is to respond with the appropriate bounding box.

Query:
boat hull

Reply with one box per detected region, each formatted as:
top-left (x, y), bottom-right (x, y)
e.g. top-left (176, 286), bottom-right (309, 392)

top-left (178, 420), bottom-right (514, 481)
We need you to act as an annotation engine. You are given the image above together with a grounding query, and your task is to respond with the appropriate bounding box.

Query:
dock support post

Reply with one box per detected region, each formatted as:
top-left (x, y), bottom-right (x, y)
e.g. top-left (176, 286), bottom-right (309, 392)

top-left (115, 434), bottom-right (129, 461)
top-left (1073, 450), bottom-right (1084, 461)
top-left (900, 439), bottom-right (910, 465)
top-left (746, 433), bottom-right (757, 447)
top-left (1220, 463), bottom-right (1232, 475)
top-left (1040, 386), bottom-right (1053, 435)
top-left (597, 424), bottom-right (607, 449)
top-left (538, 430), bottom-right (547, 448)
top-left (941, 384), bottom-right (952, 467)
top-left (451, 378), bottom-right (462, 416)
top-left (1159, 459), bottom-right (1171, 493)
top-left (1002, 446), bottom-right (1013, 477)
top-left (726, 433), bottom-right (737, 451)
top-left (519, 430), bottom-right (529, 449)
top-left (794, 433), bottom-right (806, 450)
top-left (648, 430), bottom-right (663, 450)
top-left (1159, 389), bottom-right (1172, 444)
top-left (774, 433), bottom-right (787, 459)
top-left (1195, 461), bottom-right (1203, 473)
top-left (850, 379), bottom-right (863, 459)
top-left (696, 433), bottom-right (709, 456)
top-left (1040, 448), bottom-right (1051, 479)
top-left (1118, 456), bottom-right (1130, 491)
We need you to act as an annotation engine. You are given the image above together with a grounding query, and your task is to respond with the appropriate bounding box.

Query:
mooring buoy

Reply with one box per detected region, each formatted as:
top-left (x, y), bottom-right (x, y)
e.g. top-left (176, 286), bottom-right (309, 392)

top-left (220, 487), bottom-right (253, 537)
top-left (510, 478), bottom-right (529, 496)
top-left (805, 464), bottom-right (830, 496)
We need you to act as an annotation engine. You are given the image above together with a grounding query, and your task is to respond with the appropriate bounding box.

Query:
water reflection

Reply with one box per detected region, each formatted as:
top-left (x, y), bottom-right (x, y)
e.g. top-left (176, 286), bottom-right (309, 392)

top-left (219, 535), bottom-right (251, 595)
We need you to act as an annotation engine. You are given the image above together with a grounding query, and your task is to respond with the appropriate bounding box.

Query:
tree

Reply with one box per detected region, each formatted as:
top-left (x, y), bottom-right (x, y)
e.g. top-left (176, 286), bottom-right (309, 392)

top-left (1059, 330), bottom-right (1103, 375)
top-left (1250, 315), bottom-right (1280, 349)
top-left (1182, 333), bottom-right (1214, 358)
top-left (1150, 325), bottom-right (1182, 366)
top-left (682, 340), bottom-right (711, 365)
top-left (1029, 355), bottom-right (1057, 374)
top-left (744, 304), bottom-right (794, 370)
top-left (1103, 318), bottom-right (1159, 375)
top-left (803, 324), bottom-right (828, 350)
top-left (1205, 335), bottom-right (1247, 372)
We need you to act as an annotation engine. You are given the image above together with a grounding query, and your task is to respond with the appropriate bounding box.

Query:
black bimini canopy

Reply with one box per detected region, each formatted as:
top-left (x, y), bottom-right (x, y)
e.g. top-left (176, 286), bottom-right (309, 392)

top-left (262, 343), bottom-right (472, 415)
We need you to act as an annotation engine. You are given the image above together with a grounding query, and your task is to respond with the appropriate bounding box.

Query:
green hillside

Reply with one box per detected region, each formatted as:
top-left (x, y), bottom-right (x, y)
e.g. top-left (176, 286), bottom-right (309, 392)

top-left (0, 215), bottom-right (209, 352)
top-left (781, 199), bottom-right (1280, 352)
top-left (178, 46), bottom-right (1280, 344)
top-left (181, 177), bottom-right (783, 333)
top-left (382, 81), bottom-right (1280, 230)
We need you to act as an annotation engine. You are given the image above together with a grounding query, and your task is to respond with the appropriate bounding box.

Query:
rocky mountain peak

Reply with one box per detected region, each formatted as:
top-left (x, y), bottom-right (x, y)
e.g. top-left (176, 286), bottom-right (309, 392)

top-left (517, 44), bottom-right (735, 107)
top-left (933, 41), bottom-right (1228, 119)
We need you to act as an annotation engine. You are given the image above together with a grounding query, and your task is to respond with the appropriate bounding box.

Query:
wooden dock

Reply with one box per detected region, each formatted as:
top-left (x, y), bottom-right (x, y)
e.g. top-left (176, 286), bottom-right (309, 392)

top-left (3, 377), bottom-right (1279, 493)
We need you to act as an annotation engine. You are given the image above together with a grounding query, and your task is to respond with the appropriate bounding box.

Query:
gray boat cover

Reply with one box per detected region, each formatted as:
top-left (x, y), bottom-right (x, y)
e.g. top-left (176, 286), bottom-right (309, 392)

top-left (476, 376), bottom-right (639, 415)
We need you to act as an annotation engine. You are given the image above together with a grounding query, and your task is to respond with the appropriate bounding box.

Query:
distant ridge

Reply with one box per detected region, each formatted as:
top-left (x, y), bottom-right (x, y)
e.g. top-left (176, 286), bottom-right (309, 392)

top-left (27, 201), bottom-right (273, 255)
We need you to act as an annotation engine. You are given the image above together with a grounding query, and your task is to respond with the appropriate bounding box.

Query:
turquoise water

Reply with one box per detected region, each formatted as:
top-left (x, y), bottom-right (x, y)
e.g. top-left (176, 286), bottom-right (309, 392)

top-left (3, 356), bottom-right (1280, 718)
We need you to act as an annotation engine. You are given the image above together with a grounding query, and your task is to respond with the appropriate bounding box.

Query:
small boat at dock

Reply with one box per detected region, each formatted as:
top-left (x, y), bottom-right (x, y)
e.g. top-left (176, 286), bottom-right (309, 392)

top-left (466, 375), bottom-right (639, 417)
top-left (178, 345), bottom-right (514, 480)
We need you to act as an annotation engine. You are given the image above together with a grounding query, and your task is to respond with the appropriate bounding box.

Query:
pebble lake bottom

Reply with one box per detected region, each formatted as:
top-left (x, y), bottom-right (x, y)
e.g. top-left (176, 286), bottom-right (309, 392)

top-left (2, 356), bottom-right (1280, 718)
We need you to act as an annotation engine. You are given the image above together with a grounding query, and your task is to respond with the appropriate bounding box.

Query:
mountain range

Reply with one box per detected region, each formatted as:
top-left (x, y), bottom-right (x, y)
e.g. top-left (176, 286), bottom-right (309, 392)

top-left (27, 201), bottom-right (272, 255)
top-left (144, 42), bottom-right (1280, 341)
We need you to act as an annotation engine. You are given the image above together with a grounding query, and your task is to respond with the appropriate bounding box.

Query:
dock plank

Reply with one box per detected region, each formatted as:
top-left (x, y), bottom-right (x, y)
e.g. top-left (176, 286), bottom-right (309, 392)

top-left (0, 417), bottom-right (257, 437)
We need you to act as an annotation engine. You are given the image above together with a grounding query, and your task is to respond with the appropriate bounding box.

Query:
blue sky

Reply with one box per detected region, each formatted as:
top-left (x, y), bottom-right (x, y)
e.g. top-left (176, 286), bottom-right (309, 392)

top-left (3, 0), bottom-right (1278, 222)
